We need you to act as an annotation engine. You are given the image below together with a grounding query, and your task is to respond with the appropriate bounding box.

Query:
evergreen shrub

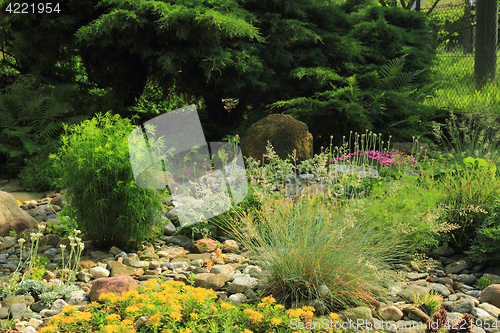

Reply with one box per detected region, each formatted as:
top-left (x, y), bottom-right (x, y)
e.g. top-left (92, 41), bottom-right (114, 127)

top-left (51, 112), bottom-right (163, 251)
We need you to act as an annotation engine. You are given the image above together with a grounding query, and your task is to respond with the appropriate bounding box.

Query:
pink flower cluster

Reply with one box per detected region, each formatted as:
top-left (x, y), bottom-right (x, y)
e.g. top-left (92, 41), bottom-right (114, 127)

top-left (330, 150), bottom-right (418, 167)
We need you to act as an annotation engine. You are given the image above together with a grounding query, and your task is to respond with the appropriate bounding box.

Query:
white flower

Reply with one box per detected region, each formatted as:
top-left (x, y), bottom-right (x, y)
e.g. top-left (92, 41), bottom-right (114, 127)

top-left (68, 236), bottom-right (74, 242)
top-left (79, 243), bottom-right (84, 250)
top-left (18, 238), bottom-right (25, 245)
top-left (38, 225), bottom-right (46, 232)
top-left (60, 244), bottom-right (66, 250)
top-left (70, 242), bottom-right (76, 248)
top-left (75, 237), bottom-right (81, 243)
top-left (74, 229), bottom-right (81, 235)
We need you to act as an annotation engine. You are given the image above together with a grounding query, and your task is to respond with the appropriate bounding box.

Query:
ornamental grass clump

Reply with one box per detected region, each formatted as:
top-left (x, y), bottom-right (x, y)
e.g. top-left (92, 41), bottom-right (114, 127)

top-left (51, 112), bottom-right (164, 251)
top-left (214, 187), bottom-right (407, 315)
top-left (38, 279), bottom-right (344, 333)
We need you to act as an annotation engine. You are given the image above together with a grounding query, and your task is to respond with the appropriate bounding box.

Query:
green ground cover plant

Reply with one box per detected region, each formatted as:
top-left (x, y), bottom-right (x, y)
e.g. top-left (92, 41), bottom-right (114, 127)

top-left (352, 176), bottom-right (457, 253)
top-left (50, 112), bottom-right (164, 251)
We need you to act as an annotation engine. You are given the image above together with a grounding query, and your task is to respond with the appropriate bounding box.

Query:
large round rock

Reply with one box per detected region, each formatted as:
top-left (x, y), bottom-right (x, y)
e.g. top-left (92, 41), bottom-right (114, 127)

top-left (0, 191), bottom-right (37, 237)
top-left (240, 114), bottom-right (313, 164)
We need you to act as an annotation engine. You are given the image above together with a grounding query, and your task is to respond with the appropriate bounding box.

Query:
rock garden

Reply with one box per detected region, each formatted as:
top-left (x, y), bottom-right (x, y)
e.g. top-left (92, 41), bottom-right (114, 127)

top-left (0, 112), bottom-right (500, 333)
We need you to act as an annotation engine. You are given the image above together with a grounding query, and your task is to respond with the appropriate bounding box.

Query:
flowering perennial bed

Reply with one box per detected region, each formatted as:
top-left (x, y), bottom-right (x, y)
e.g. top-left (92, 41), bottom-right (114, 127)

top-left (39, 279), bottom-right (341, 333)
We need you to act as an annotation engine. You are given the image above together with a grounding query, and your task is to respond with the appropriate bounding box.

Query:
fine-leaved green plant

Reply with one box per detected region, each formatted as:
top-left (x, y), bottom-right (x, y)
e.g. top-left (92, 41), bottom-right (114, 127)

top-left (51, 111), bottom-right (164, 251)
top-left (467, 193), bottom-right (500, 266)
top-left (437, 157), bottom-right (500, 250)
top-left (473, 276), bottom-right (495, 291)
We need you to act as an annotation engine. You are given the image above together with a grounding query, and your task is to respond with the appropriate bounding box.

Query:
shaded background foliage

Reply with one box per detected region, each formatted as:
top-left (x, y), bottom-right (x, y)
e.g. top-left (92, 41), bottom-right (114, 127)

top-left (0, 0), bottom-right (438, 175)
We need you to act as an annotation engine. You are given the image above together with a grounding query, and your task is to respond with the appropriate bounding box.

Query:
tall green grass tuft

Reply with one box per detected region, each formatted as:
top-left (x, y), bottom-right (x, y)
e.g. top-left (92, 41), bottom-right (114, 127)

top-left (51, 112), bottom-right (164, 251)
top-left (215, 190), bottom-right (405, 314)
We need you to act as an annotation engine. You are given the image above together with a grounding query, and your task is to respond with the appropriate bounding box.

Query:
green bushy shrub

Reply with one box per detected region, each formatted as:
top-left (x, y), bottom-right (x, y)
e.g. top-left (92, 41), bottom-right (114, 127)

top-left (467, 194), bottom-right (500, 266)
top-left (18, 138), bottom-right (63, 192)
top-left (51, 112), bottom-right (164, 251)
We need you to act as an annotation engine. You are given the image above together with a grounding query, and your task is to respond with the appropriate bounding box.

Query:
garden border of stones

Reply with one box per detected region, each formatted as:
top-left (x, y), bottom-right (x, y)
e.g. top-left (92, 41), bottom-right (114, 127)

top-left (0, 183), bottom-right (500, 332)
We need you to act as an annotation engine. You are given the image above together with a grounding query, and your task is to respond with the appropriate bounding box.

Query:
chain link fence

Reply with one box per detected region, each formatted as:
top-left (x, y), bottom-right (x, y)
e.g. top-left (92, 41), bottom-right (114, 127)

top-left (423, 2), bottom-right (500, 113)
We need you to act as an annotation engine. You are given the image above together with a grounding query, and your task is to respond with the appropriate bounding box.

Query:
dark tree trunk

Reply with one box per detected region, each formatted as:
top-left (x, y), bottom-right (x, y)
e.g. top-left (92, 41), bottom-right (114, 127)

top-left (475, 0), bottom-right (498, 89)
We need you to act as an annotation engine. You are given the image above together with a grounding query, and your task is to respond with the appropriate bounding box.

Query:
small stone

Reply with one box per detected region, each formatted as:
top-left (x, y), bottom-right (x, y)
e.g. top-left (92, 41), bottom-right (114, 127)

top-left (242, 265), bottom-right (262, 275)
top-left (407, 272), bottom-right (428, 281)
top-left (135, 316), bottom-right (148, 330)
top-left (444, 260), bottom-right (472, 275)
top-left (472, 307), bottom-right (493, 318)
top-left (194, 273), bottom-right (230, 291)
top-left (449, 298), bottom-right (475, 313)
top-left (222, 240), bottom-right (239, 253)
top-left (479, 303), bottom-right (500, 318)
top-left (228, 293), bottom-right (247, 304)
top-left (380, 306), bottom-right (404, 321)
top-left (408, 308), bottom-right (429, 322)
top-left (227, 276), bottom-right (257, 294)
top-left (192, 238), bottom-right (218, 253)
top-left (89, 266), bottom-right (110, 279)
top-left (210, 265), bottom-right (234, 275)
top-left (458, 274), bottom-right (477, 286)
top-left (432, 284), bottom-right (451, 297)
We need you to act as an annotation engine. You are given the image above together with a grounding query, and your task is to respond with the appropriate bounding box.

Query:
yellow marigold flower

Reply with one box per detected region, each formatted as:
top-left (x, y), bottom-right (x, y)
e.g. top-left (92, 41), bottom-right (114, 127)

top-left (122, 289), bottom-right (139, 299)
top-left (261, 296), bottom-right (276, 304)
top-left (220, 302), bottom-right (235, 310)
top-left (145, 304), bottom-right (155, 310)
top-left (287, 308), bottom-right (304, 317)
top-left (126, 305), bottom-right (140, 313)
top-left (190, 312), bottom-right (199, 320)
top-left (180, 329), bottom-right (192, 333)
top-left (61, 316), bottom-right (77, 325)
top-left (99, 292), bottom-right (117, 302)
top-left (211, 305), bottom-right (217, 312)
top-left (144, 279), bottom-right (158, 287)
top-left (171, 303), bottom-right (183, 311)
top-left (304, 310), bottom-right (314, 317)
top-left (61, 304), bottom-right (78, 313)
top-left (161, 330), bottom-right (173, 333)
top-left (329, 312), bottom-right (339, 320)
top-left (39, 325), bottom-right (57, 333)
top-left (275, 304), bottom-right (285, 309)
top-left (148, 313), bottom-right (162, 327)
top-left (170, 311), bottom-right (182, 321)
top-left (302, 306), bottom-right (315, 312)
top-left (104, 324), bottom-right (120, 333)
top-left (271, 317), bottom-right (282, 325)
top-left (86, 301), bottom-right (100, 310)
top-left (242, 330), bottom-right (253, 333)
top-left (78, 312), bottom-right (93, 321)
top-left (244, 308), bottom-right (254, 314)
top-left (122, 319), bottom-right (134, 326)
top-left (106, 313), bottom-right (121, 322)
top-left (249, 311), bottom-right (263, 322)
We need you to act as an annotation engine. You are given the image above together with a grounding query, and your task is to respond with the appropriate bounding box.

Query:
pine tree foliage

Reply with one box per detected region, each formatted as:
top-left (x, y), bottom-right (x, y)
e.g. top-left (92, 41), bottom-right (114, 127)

top-left (0, 0), bottom-right (438, 150)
